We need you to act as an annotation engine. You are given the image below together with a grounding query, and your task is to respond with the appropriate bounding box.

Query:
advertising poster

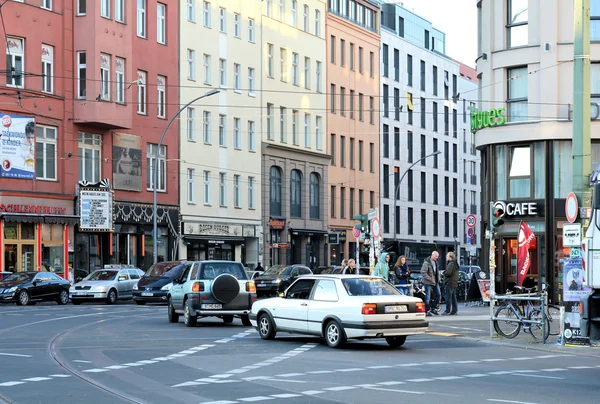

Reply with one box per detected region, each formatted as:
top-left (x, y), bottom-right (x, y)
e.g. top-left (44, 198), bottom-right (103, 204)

top-left (79, 188), bottom-right (114, 232)
top-left (562, 258), bottom-right (592, 345)
top-left (0, 114), bottom-right (36, 179)
top-left (112, 133), bottom-right (142, 191)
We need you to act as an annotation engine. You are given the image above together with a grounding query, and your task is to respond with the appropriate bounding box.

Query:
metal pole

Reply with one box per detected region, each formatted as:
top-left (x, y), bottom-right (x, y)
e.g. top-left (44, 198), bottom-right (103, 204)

top-left (489, 202), bottom-right (496, 338)
top-left (152, 89), bottom-right (220, 264)
top-left (560, 305), bottom-right (566, 346)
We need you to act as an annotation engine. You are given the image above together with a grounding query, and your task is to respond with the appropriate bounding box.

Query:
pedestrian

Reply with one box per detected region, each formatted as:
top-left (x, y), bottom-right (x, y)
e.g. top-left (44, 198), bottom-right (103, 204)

top-left (394, 255), bottom-right (411, 295)
top-left (255, 262), bottom-right (264, 272)
top-left (343, 259), bottom-right (357, 274)
top-left (341, 259), bottom-right (348, 270)
top-left (443, 252), bottom-right (459, 315)
top-left (420, 251), bottom-right (441, 316)
top-left (373, 252), bottom-right (390, 281)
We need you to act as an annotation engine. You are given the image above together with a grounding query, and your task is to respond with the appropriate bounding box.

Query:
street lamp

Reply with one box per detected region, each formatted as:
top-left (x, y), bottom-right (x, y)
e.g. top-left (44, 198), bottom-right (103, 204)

top-left (392, 150), bottom-right (442, 243)
top-left (152, 89), bottom-right (220, 264)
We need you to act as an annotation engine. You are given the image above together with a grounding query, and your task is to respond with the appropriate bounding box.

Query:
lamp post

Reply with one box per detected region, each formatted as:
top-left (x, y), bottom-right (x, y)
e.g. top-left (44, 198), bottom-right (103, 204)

top-left (392, 150), bottom-right (442, 243)
top-left (152, 89), bottom-right (220, 264)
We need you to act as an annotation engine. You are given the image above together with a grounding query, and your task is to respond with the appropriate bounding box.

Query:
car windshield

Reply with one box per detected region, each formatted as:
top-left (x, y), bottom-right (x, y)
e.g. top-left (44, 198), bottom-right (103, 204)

top-left (263, 265), bottom-right (289, 276)
top-left (145, 262), bottom-right (183, 277)
top-left (201, 263), bottom-right (247, 280)
top-left (341, 278), bottom-right (401, 296)
top-left (86, 270), bottom-right (118, 281)
top-left (1, 273), bottom-right (34, 284)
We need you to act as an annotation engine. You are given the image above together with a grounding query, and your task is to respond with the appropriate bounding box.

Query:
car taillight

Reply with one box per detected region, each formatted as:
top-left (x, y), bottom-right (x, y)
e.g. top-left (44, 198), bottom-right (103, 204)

top-left (362, 303), bottom-right (377, 315)
top-left (192, 282), bottom-right (204, 292)
top-left (246, 281), bottom-right (256, 293)
top-left (416, 302), bottom-right (425, 313)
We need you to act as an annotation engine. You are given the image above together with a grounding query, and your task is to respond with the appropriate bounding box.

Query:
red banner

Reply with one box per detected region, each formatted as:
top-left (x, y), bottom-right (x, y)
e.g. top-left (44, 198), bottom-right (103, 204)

top-left (517, 221), bottom-right (536, 286)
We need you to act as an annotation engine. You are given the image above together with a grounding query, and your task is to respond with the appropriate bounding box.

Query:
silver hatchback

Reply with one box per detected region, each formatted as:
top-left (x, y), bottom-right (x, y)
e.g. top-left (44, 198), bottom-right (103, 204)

top-left (70, 265), bottom-right (144, 305)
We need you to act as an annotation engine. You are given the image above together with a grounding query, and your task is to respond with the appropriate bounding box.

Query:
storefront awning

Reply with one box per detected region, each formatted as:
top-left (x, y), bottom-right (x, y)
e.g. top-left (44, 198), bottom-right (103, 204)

top-left (183, 235), bottom-right (246, 242)
top-left (1, 213), bottom-right (80, 225)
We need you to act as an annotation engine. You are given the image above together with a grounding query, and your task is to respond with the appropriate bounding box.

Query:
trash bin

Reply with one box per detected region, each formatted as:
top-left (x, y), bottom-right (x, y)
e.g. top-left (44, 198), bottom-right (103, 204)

top-left (0, 272), bottom-right (13, 281)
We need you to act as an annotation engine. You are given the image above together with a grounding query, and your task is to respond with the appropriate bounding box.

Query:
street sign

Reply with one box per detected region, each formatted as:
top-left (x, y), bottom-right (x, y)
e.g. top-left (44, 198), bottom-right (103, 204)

top-left (466, 214), bottom-right (477, 228)
top-left (566, 192), bottom-right (579, 223)
top-left (371, 217), bottom-right (380, 238)
top-left (467, 245), bottom-right (477, 256)
top-left (580, 207), bottom-right (592, 219)
top-left (368, 208), bottom-right (378, 220)
top-left (352, 227), bottom-right (361, 239)
top-left (328, 233), bottom-right (339, 245)
top-left (563, 223), bottom-right (582, 247)
top-left (467, 227), bottom-right (475, 239)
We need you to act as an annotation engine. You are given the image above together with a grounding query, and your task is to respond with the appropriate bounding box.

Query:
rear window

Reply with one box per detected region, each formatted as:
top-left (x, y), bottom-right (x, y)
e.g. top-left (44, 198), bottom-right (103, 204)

top-left (341, 278), bottom-right (401, 296)
top-left (200, 263), bottom-right (247, 280)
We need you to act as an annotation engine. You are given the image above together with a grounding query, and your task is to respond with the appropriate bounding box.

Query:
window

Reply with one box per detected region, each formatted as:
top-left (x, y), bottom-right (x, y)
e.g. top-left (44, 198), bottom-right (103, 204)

top-left (203, 111), bottom-right (211, 143)
top-left (157, 3), bottom-right (166, 44)
top-left (203, 171), bottom-right (211, 204)
top-left (315, 116), bottom-right (321, 150)
top-left (359, 140), bottom-right (363, 170)
top-left (421, 172), bottom-right (426, 203)
top-left (330, 186), bottom-right (336, 217)
top-left (41, 44), bottom-right (53, 94)
top-left (270, 166), bottom-right (282, 216)
top-left (219, 7), bottom-right (226, 32)
top-left (100, 53), bottom-right (110, 100)
top-left (315, 10), bottom-right (320, 36)
top-left (115, 57), bottom-right (124, 103)
top-left (203, 1), bottom-right (211, 27)
top-left (234, 13), bottom-right (241, 37)
top-left (219, 173), bottom-right (227, 206)
top-left (303, 5), bottom-right (309, 31)
top-left (340, 187), bottom-right (346, 219)
top-left (219, 58), bottom-right (227, 87)
top-left (507, 0), bottom-right (528, 48)
top-left (444, 106), bottom-right (449, 134)
top-left (187, 169), bottom-right (196, 204)
top-left (382, 84), bottom-right (389, 117)
top-left (382, 44), bottom-right (388, 77)
top-left (394, 128), bottom-right (399, 160)
top-left (157, 75), bottom-right (166, 118)
top-left (304, 57), bottom-right (310, 89)
top-left (407, 208), bottom-right (413, 235)
top-left (407, 171), bottom-right (413, 201)
top-left (280, 106), bottom-right (286, 142)
top-left (248, 120), bottom-right (256, 151)
top-left (433, 102), bottom-right (438, 131)
top-left (444, 70), bottom-right (449, 100)
top-left (292, 0), bottom-right (297, 26)
top-left (383, 165), bottom-right (389, 197)
top-left (340, 135), bottom-right (345, 167)
top-left (248, 18), bottom-right (255, 42)
top-left (234, 175), bottom-right (241, 208)
top-left (350, 90), bottom-right (355, 119)
top-left (453, 109), bottom-right (457, 137)
top-left (349, 43), bottom-right (355, 70)
top-left (292, 52), bottom-right (299, 85)
top-left (340, 39), bottom-right (346, 67)
top-left (187, 107), bottom-right (195, 141)
top-left (137, 70), bottom-right (146, 114)
top-left (349, 188), bottom-right (355, 218)
top-left (369, 142), bottom-right (374, 172)
top-left (383, 125), bottom-right (389, 158)
top-left (433, 65), bottom-right (438, 96)
top-left (278, 0), bottom-right (285, 19)
top-left (433, 174), bottom-right (438, 204)
top-left (248, 67), bottom-right (255, 95)
top-left (509, 146), bottom-right (531, 198)
top-left (267, 103), bottom-right (274, 139)
top-left (330, 133), bottom-right (336, 165)
top-left (407, 54), bottom-right (413, 86)
top-left (290, 170), bottom-right (302, 217)
top-left (77, 0), bottom-right (86, 15)
top-left (77, 51), bottom-right (86, 98)
top-left (407, 131), bottom-right (413, 163)
top-left (358, 46), bottom-right (363, 73)
top-left (420, 98), bottom-right (426, 129)
top-left (248, 177), bottom-right (255, 209)
top-left (393, 88), bottom-right (399, 121)
top-left (340, 87), bottom-right (346, 116)
top-left (187, 49), bottom-right (196, 80)
top-left (267, 44), bottom-right (274, 77)
top-left (78, 132), bottom-right (101, 183)
top-left (330, 84), bottom-right (336, 112)
top-left (234, 63), bottom-right (241, 91)
top-left (137, 0), bottom-right (147, 37)
top-left (369, 52), bottom-right (374, 77)
top-left (203, 53), bottom-right (210, 84)
top-left (266, 0), bottom-right (272, 17)
top-left (292, 110), bottom-right (299, 145)
top-left (420, 60), bottom-right (426, 91)
top-left (101, 0), bottom-right (110, 18)
top-left (420, 134), bottom-right (426, 165)
top-left (219, 114), bottom-right (226, 146)
top-left (369, 95), bottom-right (373, 123)
top-left (349, 137), bottom-right (355, 169)
top-left (330, 35), bottom-right (336, 63)
top-left (393, 48), bottom-right (399, 81)
top-left (507, 66), bottom-right (528, 122)
top-left (35, 125), bottom-right (57, 181)
top-left (146, 143), bottom-right (166, 191)
top-left (186, 0), bottom-right (195, 22)
top-left (421, 209), bottom-right (426, 236)
top-left (316, 61), bottom-right (322, 92)
top-left (304, 113), bottom-right (310, 147)
top-left (444, 212), bottom-right (450, 237)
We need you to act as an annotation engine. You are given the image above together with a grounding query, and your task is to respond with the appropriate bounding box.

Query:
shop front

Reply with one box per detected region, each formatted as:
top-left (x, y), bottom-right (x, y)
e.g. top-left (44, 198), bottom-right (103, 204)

top-left (289, 228), bottom-right (326, 269)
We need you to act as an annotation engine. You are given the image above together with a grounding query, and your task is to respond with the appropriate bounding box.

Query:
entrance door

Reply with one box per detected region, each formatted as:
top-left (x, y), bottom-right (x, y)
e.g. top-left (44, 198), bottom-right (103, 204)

top-left (501, 236), bottom-right (539, 293)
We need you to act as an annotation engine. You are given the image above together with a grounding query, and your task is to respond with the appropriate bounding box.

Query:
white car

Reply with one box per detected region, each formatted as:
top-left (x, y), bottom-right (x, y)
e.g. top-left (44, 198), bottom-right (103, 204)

top-left (249, 275), bottom-right (428, 349)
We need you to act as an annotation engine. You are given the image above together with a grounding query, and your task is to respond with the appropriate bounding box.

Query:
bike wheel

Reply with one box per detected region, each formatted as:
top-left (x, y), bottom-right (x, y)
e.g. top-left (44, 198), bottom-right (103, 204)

top-left (546, 305), bottom-right (561, 336)
top-left (494, 305), bottom-right (522, 339)
top-left (528, 309), bottom-right (549, 342)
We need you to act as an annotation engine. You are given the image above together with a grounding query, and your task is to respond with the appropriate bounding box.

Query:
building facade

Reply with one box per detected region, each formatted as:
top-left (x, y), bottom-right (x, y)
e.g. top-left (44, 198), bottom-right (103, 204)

top-left (476, 0), bottom-right (600, 302)
top-left (379, 2), bottom-right (462, 268)
top-left (326, 0), bottom-right (380, 267)
top-left (1, 0), bottom-right (180, 277)
top-left (262, 0), bottom-right (329, 269)
top-left (178, 0), bottom-right (262, 268)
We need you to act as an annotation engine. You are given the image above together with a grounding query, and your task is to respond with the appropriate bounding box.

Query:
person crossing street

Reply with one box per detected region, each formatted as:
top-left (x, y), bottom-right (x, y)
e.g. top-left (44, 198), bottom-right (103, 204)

top-left (420, 251), bottom-right (441, 316)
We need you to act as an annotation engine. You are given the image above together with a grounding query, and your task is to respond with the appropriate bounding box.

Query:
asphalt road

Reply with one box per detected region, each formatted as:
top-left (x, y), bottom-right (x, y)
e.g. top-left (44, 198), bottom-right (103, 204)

top-left (1, 302), bottom-right (599, 404)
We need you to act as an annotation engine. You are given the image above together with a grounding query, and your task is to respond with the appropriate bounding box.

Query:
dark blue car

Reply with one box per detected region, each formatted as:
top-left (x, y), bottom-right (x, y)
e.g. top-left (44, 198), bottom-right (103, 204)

top-left (133, 261), bottom-right (186, 305)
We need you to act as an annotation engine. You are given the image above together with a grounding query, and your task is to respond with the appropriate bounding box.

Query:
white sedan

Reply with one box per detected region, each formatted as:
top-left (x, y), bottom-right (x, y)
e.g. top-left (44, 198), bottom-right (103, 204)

top-left (249, 275), bottom-right (428, 348)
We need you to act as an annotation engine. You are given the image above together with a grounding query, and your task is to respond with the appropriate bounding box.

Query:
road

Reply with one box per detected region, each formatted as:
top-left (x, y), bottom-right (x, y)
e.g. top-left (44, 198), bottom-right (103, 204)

top-left (1, 303), bottom-right (599, 404)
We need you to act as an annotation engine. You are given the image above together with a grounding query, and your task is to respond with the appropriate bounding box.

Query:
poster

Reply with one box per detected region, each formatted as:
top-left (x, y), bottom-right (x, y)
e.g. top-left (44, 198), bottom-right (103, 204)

top-left (477, 279), bottom-right (491, 302)
top-left (563, 258), bottom-right (591, 302)
top-left (0, 113), bottom-right (35, 179)
top-left (79, 188), bottom-right (114, 232)
top-left (112, 133), bottom-right (142, 191)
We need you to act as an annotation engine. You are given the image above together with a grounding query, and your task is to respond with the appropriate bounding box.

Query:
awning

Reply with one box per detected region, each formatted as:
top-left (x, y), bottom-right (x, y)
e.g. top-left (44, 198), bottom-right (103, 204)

top-left (0, 213), bottom-right (80, 225)
top-left (290, 229), bottom-right (329, 235)
top-left (183, 235), bottom-right (246, 242)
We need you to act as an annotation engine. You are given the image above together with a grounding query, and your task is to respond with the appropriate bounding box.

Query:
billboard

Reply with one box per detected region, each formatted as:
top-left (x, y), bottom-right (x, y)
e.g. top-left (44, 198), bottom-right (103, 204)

top-left (112, 133), bottom-right (142, 191)
top-left (0, 114), bottom-right (35, 179)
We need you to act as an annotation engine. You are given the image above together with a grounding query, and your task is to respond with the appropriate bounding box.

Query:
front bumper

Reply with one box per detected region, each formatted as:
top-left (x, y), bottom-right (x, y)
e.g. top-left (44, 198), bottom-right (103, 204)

top-left (133, 290), bottom-right (168, 302)
top-left (254, 283), bottom-right (280, 295)
top-left (0, 292), bottom-right (17, 303)
top-left (70, 291), bottom-right (108, 300)
top-left (343, 320), bottom-right (429, 339)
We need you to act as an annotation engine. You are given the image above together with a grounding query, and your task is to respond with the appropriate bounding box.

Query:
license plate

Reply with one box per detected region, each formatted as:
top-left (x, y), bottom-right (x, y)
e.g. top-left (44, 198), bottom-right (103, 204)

top-left (385, 305), bottom-right (408, 313)
top-left (257, 284), bottom-right (268, 287)
top-left (76, 291), bottom-right (88, 295)
top-left (141, 293), bottom-right (153, 297)
top-left (201, 304), bottom-right (222, 309)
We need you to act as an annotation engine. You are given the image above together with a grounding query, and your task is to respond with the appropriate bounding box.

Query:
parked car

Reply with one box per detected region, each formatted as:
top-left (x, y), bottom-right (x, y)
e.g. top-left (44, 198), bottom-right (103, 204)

top-left (167, 261), bottom-right (256, 327)
top-left (133, 261), bottom-right (186, 305)
top-left (253, 265), bottom-right (313, 298)
top-left (250, 275), bottom-right (428, 348)
top-left (317, 266), bottom-right (344, 275)
top-left (70, 266), bottom-right (144, 305)
top-left (0, 272), bottom-right (71, 306)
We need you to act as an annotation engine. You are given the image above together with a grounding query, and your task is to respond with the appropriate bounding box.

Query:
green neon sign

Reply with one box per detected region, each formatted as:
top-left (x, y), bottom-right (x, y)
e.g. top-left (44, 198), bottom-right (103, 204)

top-left (470, 107), bottom-right (506, 132)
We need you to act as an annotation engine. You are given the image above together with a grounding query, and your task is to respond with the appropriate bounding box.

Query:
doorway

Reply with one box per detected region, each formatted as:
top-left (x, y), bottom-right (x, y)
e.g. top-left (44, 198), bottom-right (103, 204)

top-left (500, 236), bottom-right (539, 293)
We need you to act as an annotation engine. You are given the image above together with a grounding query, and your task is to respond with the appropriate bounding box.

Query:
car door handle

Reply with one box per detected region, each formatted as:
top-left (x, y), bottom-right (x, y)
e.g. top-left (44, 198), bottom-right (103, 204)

top-left (301, 303), bottom-right (308, 307)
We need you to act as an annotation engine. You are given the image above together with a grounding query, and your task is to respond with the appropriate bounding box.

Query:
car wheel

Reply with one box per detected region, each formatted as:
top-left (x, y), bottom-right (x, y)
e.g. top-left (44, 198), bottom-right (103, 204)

top-left (106, 289), bottom-right (117, 305)
top-left (57, 290), bottom-right (69, 305)
top-left (16, 290), bottom-right (29, 306)
top-left (385, 336), bottom-right (407, 348)
top-left (71, 300), bottom-right (82, 305)
top-left (183, 299), bottom-right (197, 327)
top-left (167, 298), bottom-right (179, 323)
top-left (324, 320), bottom-right (346, 349)
top-left (222, 315), bottom-right (234, 324)
top-left (258, 313), bottom-right (276, 340)
top-left (241, 315), bottom-right (252, 327)
top-left (135, 300), bottom-right (147, 306)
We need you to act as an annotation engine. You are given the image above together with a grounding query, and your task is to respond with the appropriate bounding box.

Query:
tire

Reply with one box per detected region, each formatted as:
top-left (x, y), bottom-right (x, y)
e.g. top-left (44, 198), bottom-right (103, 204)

top-left (528, 309), bottom-right (549, 342)
top-left (222, 315), bottom-right (234, 324)
top-left (546, 305), bottom-right (561, 336)
top-left (135, 300), bottom-right (147, 306)
top-left (324, 320), bottom-right (347, 349)
top-left (241, 315), bottom-right (252, 327)
top-left (258, 313), bottom-right (276, 340)
top-left (106, 289), bottom-right (117, 305)
top-left (183, 298), bottom-right (197, 327)
top-left (71, 300), bottom-right (82, 305)
top-left (167, 298), bottom-right (179, 323)
top-left (494, 305), bottom-right (521, 339)
top-left (385, 335), bottom-right (407, 348)
top-left (16, 290), bottom-right (29, 306)
top-left (57, 290), bottom-right (69, 305)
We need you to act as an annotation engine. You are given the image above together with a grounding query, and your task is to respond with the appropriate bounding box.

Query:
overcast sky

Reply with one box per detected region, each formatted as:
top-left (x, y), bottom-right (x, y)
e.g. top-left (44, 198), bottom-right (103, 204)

top-left (395, 0), bottom-right (477, 67)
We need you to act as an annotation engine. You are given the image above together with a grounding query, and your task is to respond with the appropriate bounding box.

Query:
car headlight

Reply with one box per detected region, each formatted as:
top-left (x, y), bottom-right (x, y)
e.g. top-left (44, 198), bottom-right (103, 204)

top-left (161, 282), bottom-right (173, 291)
top-left (273, 279), bottom-right (281, 284)
top-left (91, 286), bottom-right (106, 292)
top-left (133, 283), bottom-right (139, 290)
top-left (7, 286), bottom-right (17, 293)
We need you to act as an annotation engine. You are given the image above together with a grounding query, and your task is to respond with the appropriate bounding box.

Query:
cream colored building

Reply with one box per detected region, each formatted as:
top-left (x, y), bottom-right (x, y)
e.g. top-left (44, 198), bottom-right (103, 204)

top-left (260, 0), bottom-right (329, 268)
top-left (179, 0), bottom-right (262, 267)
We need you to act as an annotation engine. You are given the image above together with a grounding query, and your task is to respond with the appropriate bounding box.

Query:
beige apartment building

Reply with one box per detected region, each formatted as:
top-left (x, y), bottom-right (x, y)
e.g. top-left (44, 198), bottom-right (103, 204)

top-left (261, 0), bottom-right (329, 268)
top-left (179, 0), bottom-right (262, 267)
top-left (326, 0), bottom-right (381, 267)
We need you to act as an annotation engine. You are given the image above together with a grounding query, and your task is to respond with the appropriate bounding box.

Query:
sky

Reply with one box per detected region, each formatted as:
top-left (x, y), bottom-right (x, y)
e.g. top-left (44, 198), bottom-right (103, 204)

top-left (394, 0), bottom-right (478, 67)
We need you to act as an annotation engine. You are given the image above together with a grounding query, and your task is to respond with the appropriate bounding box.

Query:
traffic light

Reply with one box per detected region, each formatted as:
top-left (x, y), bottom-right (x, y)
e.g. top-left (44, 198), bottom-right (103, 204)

top-left (491, 204), bottom-right (505, 230)
top-left (353, 213), bottom-right (370, 238)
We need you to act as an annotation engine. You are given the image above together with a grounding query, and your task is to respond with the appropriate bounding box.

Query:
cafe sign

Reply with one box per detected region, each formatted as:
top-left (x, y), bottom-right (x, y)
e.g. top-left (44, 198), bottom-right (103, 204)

top-left (471, 107), bottom-right (506, 132)
top-left (269, 218), bottom-right (286, 230)
top-left (493, 200), bottom-right (545, 219)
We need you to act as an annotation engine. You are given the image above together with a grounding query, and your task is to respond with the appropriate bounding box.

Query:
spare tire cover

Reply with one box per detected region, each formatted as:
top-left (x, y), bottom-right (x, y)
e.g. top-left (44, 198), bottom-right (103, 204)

top-left (212, 274), bottom-right (240, 303)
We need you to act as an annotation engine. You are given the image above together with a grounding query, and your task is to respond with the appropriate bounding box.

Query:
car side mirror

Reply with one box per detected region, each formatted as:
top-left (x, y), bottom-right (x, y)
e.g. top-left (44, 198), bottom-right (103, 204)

top-left (32, 281), bottom-right (37, 286)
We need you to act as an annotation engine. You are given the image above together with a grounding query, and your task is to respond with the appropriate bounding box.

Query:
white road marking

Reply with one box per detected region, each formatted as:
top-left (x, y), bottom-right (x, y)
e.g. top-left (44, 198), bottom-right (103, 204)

top-left (324, 386), bottom-right (356, 391)
top-left (337, 367), bottom-right (364, 372)
top-left (481, 358), bottom-right (505, 362)
top-left (406, 378), bottom-right (430, 382)
top-left (512, 374), bottom-right (564, 380)
top-left (238, 396), bottom-right (274, 402)
top-left (82, 368), bottom-right (110, 373)
top-left (540, 368), bottom-right (566, 372)
top-left (48, 375), bottom-right (71, 378)
top-left (435, 376), bottom-right (463, 380)
top-left (488, 400), bottom-right (540, 404)
top-left (0, 352), bottom-right (32, 358)
top-left (21, 377), bottom-right (52, 382)
top-left (378, 381), bottom-right (405, 386)
top-left (270, 394), bottom-right (302, 398)
top-left (307, 370), bottom-right (333, 374)
top-left (72, 360), bottom-right (92, 363)
top-left (265, 379), bottom-right (306, 383)
top-left (454, 360), bottom-right (478, 364)
top-left (367, 365), bottom-right (394, 369)
top-left (462, 374), bottom-right (489, 378)
top-left (277, 373), bottom-right (304, 377)
top-left (301, 390), bottom-right (325, 395)
top-left (365, 386), bottom-right (424, 395)
top-left (568, 366), bottom-right (593, 369)
top-left (105, 365), bottom-right (128, 370)
top-left (0, 381), bottom-right (25, 387)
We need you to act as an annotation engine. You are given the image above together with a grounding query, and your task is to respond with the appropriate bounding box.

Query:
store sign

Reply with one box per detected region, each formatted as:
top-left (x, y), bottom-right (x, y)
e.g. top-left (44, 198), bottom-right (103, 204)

top-left (269, 218), bottom-right (286, 230)
top-left (184, 223), bottom-right (243, 237)
top-left (0, 204), bottom-right (67, 215)
top-left (79, 187), bottom-right (114, 232)
top-left (493, 200), bottom-right (544, 218)
top-left (328, 233), bottom-right (340, 244)
top-left (470, 107), bottom-right (506, 132)
top-left (563, 223), bottom-right (582, 247)
top-left (567, 102), bottom-right (600, 121)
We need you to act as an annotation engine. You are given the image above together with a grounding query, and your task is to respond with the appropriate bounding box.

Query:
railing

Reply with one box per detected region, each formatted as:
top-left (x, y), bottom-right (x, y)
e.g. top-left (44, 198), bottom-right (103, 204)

top-left (328, 8), bottom-right (378, 33)
top-left (491, 292), bottom-right (548, 344)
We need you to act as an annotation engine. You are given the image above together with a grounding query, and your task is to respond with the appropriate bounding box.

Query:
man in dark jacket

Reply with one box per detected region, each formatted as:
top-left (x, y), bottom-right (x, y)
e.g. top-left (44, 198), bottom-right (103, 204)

top-left (420, 251), bottom-right (440, 316)
top-left (443, 252), bottom-right (459, 315)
